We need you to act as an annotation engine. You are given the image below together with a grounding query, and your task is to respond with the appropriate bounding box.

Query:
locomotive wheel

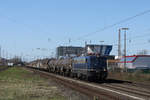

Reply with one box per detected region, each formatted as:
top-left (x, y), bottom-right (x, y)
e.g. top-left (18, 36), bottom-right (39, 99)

top-left (60, 71), bottom-right (63, 75)
top-left (67, 72), bottom-right (71, 77)
top-left (70, 73), bottom-right (74, 78)
top-left (86, 76), bottom-right (93, 82)
top-left (74, 73), bottom-right (78, 78)
top-left (79, 74), bottom-right (85, 80)
top-left (102, 72), bottom-right (108, 81)
top-left (82, 75), bottom-right (87, 80)
top-left (77, 73), bottom-right (81, 79)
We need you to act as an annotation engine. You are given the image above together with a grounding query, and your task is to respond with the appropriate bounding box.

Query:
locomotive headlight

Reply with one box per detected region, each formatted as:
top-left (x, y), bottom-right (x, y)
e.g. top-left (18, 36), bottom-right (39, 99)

top-left (104, 68), bottom-right (106, 71)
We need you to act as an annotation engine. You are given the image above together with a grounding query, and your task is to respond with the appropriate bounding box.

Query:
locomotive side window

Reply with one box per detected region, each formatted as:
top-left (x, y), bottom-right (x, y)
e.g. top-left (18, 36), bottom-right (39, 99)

top-left (85, 58), bottom-right (88, 63)
top-left (90, 57), bottom-right (98, 67)
top-left (90, 56), bottom-right (107, 68)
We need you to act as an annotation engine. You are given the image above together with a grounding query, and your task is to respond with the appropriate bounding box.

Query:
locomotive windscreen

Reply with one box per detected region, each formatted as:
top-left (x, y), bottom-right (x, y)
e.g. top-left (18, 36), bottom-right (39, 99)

top-left (90, 56), bottom-right (107, 68)
top-left (86, 44), bottom-right (112, 55)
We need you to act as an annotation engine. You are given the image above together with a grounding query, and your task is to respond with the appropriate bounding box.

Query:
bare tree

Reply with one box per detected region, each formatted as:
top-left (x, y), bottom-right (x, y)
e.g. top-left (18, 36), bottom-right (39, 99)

top-left (137, 49), bottom-right (148, 55)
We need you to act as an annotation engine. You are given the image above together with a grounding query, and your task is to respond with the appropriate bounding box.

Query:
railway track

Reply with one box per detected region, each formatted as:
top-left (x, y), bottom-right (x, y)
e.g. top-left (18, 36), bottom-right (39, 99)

top-left (103, 83), bottom-right (150, 95)
top-left (25, 67), bottom-right (150, 100)
top-left (99, 84), bottom-right (150, 99)
top-left (105, 79), bottom-right (150, 89)
top-left (128, 82), bottom-right (150, 89)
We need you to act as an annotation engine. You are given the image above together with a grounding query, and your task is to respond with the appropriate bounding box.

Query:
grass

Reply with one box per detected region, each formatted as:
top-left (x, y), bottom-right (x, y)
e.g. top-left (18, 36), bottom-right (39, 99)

top-left (0, 67), bottom-right (67, 100)
top-left (108, 70), bottom-right (150, 83)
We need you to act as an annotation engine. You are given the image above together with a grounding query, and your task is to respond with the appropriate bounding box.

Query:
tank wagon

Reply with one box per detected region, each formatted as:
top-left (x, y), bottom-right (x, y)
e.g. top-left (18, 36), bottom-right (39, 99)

top-left (28, 59), bottom-right (49, 71)
top-left (47, 57), bottom-right (73, 76)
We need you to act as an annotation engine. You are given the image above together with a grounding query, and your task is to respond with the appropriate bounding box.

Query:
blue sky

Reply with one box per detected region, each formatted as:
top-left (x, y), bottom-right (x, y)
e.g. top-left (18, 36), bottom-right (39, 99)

top-left (0, 0), bottom-right (150, 61)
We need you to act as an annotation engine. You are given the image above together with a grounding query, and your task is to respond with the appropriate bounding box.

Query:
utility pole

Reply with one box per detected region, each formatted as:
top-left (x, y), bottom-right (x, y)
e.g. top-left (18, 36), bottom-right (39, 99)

top-left (122, 28), bottom-right (129, 72)
top-left (90, 40), bottom-right (92, 44)
top-left (124, 30), bottom-right (126, 71)
top-left (118, 29), bottom-right (121, 59)
top-left (0, 46), bottom-right (1, 59)
top-left (69, 38), bottom-right (71, 45)
top-left (85, 41), bottom-right (87, 55)
top-left (100, 41), bottom-right (104, 45)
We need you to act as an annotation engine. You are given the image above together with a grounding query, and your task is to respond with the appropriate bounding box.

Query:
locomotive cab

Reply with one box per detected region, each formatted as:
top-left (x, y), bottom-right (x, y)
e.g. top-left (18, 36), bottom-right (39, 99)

top-left (88, 56), bottom-right (108, 81)
top-left (90, 56), bottom-right (107, 71)
top-left (72, 55), bottom-right (108, 81)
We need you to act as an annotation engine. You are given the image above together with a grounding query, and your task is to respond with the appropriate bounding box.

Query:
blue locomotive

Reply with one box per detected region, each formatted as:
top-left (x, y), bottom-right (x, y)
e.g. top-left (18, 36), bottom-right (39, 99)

top-left (72, 55), bottom-right (107, 81)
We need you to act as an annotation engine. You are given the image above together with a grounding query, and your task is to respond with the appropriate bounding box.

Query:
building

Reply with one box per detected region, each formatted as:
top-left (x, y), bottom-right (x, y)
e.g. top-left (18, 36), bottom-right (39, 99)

top-left (56, 46), bottom-right (85, 58)
top-left (107, 59), bottom-right (119, 71)
top-left (118, 55), bottom-right (150, 70)
top-left (0, 58), bottom-right (7, 66)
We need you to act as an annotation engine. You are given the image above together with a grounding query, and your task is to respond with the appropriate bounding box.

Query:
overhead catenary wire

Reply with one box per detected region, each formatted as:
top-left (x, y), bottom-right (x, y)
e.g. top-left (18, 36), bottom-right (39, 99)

top-left (76, 9), bottom-right (150, 40)
top-left (109, 28), bottom-right (150, 55)
top-left (111, 29), bottom-right (150, 46)
top-left (73, 9), bottom-right (150, 56)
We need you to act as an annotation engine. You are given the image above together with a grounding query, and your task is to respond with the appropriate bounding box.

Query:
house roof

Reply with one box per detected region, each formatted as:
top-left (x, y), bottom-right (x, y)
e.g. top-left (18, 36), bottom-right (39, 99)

top-left (125, 55), bottom-right (150, 57)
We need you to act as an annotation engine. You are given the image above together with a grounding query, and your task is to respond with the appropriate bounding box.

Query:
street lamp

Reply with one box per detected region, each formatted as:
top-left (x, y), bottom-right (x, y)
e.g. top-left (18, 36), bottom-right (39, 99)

top-left (100, 41), bottom-right (104, 45)
top-left (121, 28), bottom-right (129, 72)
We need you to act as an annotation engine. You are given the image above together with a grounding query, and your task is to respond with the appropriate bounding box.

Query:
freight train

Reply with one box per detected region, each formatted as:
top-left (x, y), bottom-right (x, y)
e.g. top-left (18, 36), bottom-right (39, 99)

top-left (47, 55), bottom-right (108, 81)
top-left (28, 55), bottom-right (111, 81)
top-left (28, 45), bottom-right (113, 81)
